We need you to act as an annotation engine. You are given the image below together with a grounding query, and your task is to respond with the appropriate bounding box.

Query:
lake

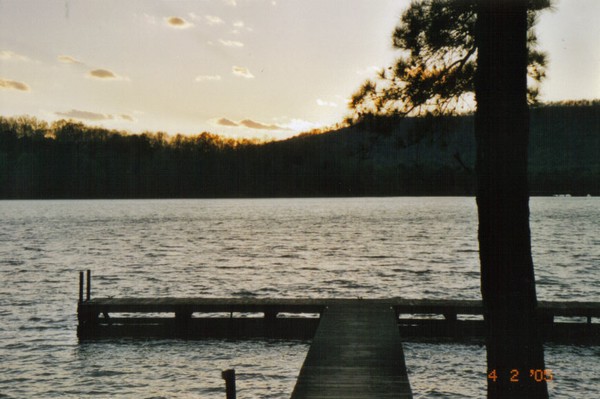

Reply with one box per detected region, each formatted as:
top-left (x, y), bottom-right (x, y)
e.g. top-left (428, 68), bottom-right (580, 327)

top-left (0, 197), bottom-right (598, 398)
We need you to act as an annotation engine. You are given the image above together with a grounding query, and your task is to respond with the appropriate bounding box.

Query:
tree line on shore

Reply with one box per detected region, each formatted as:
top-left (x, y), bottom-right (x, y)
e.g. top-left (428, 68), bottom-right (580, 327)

top-left (0, 100), bottom-right (598, 199)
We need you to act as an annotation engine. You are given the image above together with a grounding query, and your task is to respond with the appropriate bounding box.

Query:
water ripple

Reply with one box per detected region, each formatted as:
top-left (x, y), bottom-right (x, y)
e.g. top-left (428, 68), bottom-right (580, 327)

top-left (0, 198), bottom-right (598, 398)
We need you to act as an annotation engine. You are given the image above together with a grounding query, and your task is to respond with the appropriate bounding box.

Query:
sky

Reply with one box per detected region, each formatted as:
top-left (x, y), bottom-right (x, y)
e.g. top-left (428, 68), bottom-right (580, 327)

top-left (0, 0), bottom-right (599, 140)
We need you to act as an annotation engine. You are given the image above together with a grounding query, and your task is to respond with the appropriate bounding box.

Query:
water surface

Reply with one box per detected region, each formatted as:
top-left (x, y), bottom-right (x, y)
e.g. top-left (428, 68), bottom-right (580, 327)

top-left (1, 197), bottom-right (598, 397)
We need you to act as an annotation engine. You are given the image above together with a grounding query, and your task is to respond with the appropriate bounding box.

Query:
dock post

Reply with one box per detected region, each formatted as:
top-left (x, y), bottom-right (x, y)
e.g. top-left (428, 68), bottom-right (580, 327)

top-left (79, 271), bottom-right (84, 303)
top-left (221, 369), bottom-right (236, 399)
top-left (77, 270), bottom-right (98, 338)
top-left (174, 307), bottom-right (192, 337)
top-left (86, 270), bottom-right (91, 301)
top-left (264, 311), bottom-right (277, 321)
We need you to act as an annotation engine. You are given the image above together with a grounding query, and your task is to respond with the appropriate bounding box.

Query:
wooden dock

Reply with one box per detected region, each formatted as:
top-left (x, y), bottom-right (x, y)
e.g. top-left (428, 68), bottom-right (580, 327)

top-left (77, 295), bottom-right (600, 343)
top-left (76, 271), bottom-right (600, 398)
top-left (290, 302), bottom-right (412, 398)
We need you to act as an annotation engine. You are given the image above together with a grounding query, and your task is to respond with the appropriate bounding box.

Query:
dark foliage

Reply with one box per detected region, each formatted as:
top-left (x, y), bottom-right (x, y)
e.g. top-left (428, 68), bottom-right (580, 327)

top-left (0, 101), bottom-right (597, 199)
top-left (348, 0), bottom-right (551, 123)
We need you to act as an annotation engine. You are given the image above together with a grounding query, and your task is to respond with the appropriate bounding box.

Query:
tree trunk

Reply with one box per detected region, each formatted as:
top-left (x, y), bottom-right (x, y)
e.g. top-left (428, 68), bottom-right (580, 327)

top-left (474, 1), bottom-right (548, 398)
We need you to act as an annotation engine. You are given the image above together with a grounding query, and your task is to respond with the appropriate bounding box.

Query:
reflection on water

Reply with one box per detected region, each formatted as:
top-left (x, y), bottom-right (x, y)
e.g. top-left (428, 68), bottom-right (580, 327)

top-left (0, 197), bottom-right (598, 397)
top-left (71, 339), bottom-right (308, 399)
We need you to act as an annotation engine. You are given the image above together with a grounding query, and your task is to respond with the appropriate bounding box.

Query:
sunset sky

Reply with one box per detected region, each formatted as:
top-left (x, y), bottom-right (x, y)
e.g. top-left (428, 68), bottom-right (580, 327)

top-left (1, 0), bottom-right (599, 140)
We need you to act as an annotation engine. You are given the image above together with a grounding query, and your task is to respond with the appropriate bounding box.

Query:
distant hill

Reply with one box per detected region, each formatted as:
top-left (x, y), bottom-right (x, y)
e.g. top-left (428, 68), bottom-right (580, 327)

top-left (0, 101), bottom-right (598, 198)
top-left (242, 101), bottom-right (599, 196)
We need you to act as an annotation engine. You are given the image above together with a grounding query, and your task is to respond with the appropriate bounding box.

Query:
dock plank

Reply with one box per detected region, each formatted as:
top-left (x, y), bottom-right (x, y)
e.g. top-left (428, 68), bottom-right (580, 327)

top-left (290, 302), bottom-right (412, 399)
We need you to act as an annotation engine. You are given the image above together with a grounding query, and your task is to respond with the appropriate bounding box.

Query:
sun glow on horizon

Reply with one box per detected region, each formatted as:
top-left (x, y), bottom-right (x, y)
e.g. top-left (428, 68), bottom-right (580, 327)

top-left (0, 0), bottom-right (598, 140)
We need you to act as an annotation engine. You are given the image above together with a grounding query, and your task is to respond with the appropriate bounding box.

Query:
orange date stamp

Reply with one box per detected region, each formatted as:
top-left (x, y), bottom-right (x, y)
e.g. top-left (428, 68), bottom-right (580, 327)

top-left (488, 369), bottom-right (553, 383)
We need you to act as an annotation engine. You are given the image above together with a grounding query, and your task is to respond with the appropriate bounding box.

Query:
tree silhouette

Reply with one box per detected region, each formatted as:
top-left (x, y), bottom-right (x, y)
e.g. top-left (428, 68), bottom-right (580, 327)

top-left (476, 1), bottom-right (548, 397)
top-left (348, 1), bottom-right (551, 397)
top-left (1, 101), bottom-right (597, 199)
top-left (349, 0), bottom-right (549, 122)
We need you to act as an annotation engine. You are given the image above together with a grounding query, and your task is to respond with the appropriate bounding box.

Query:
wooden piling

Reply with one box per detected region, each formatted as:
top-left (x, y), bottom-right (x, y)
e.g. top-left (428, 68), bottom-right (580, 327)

top-left (79, 271), bottom-right (84, 303)
top-left (221, 369), bottom-right (236, 399)
top-left (86, 270), bottom-right (91, 301)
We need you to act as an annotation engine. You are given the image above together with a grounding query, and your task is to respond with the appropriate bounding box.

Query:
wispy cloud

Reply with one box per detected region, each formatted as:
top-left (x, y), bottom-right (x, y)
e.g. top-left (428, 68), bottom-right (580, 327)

top-left (0, 50), bottom-right (30, 62)
top-left (88, 69), bottom-right (116, 79)
top-left (165, 16), bottom-right (193, 29)
top-left (56, 109), bottom-right (113, 121)
top-left (0, 77), bottom-right (31, 91)
top-left (223, 0), bottom-right (237, 6)
top-left (195, 74), bottom-right (222, 82)
top-left (119, 114), bottom-right (135, 122)
top-left (55, 109), bottom-right (135, 122)
top-left (58, 55), bottom-right (83, 64)
top-left (219, 39), bottom-right (244, 47)
top-left (205, 15), bottom-right (225, 26)
top-left (58, 57), bottom-right (129, 82)
top-left (216, 118), bottom-right (239, 127)
top-left (87, 68), bottom-right (128, 81)
top-left (232, 66), bottom-right (254, 79)
top-left (316, 99), bottom-right (338, 107)
top-left (59, 57), bottom-right (129, 82)
top-left (239, 119), bottom-right (285, 130)
top-left (214, 117), bottom-right (290, 131)
top-left (231, 20), bottom-right (253, 34)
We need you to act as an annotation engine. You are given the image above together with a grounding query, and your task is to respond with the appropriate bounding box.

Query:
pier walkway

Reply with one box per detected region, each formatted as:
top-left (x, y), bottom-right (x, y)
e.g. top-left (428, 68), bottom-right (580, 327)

top-left (290, 302), bottom-right (412, 398)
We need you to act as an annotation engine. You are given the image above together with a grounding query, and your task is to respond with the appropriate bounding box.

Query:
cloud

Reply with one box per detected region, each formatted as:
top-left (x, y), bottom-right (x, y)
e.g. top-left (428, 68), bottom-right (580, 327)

top-left (213, 117), bottom-right (290, 131)
top-left (165, 16), bottom-right (193, 29)
top-left (0, 50), bottom-right (30, 61)
top-left (316, 99), bottom-right (338, 107)
top-left (58, 55), bottom-right (83, 64)
top-left (119, 114), bottom-right (135, 122)
top-left (232, 66), bottom-right (254, 78)
top-left (216, 118), bottom-right (239, 127)
top-left (55, 109), bottom-right (135, 122)
top-left (0, 78), bottom-right (31, 91)
top-left (231, 21), bottom-right (253, 34)
top-left (55, 109), bottom-right (113, 121)
top-left (88, 69), bottom-right (116, 79)
top-left (195, 74), bottom-right (222, 82)
top-left (239, 119), bottom-right (287, 130)
top-left (224, 0), bottom-right (237, 5)
top-left (205, 15), bottom-right (225, 25)
top-left (87, 68), bottom-right (127, 80)
top-left (240, 119), bottom-right (289, 130)
top-left (219, 39), bottom-right (244, 47)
